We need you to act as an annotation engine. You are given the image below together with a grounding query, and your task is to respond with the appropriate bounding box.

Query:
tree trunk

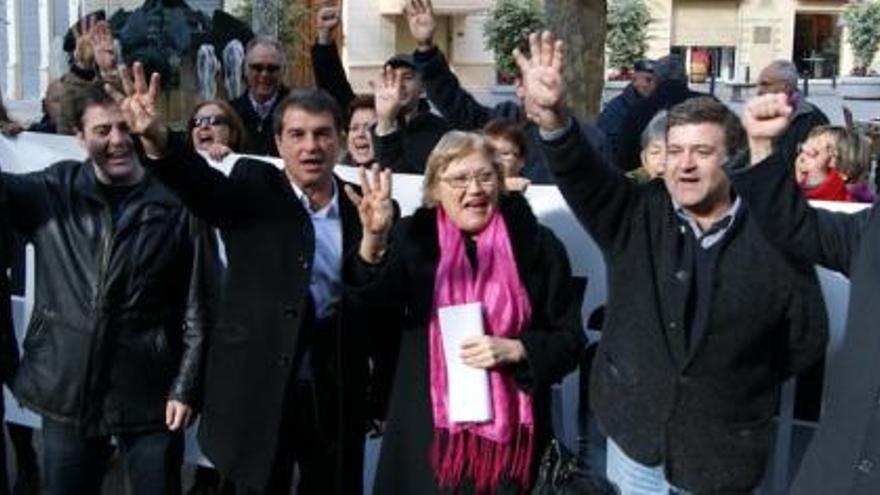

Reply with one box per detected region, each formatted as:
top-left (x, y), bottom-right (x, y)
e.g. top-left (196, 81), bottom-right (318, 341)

top-left (252, 0), bottom-right (279, 37)
top-left (545, 0), bottom-right (606, 120)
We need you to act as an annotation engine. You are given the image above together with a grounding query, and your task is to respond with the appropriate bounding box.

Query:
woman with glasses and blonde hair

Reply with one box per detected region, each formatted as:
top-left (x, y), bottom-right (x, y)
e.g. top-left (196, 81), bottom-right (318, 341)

top-left (345, 130), bottom-right (584, 494)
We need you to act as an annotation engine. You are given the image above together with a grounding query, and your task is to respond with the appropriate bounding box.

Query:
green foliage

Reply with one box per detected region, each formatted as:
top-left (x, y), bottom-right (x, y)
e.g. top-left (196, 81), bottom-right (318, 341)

top-left (483, 0), bottom-right (545, 79)
top-left (234, 0), bottom-right (308, 49)
top-left (606, 0), bottom-right (650, 73)
top-left (843, 0), bottom-right (880, 75)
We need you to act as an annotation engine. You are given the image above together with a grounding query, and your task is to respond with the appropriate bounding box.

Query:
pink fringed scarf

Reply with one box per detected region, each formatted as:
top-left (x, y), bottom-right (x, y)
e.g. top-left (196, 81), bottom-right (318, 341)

top-left (429, 208), bottom-right (534, 493)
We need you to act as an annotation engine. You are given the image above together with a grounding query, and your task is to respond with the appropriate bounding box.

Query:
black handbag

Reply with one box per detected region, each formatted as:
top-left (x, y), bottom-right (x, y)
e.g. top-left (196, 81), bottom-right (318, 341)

top-left (531, 438), bottom-right (619, 495)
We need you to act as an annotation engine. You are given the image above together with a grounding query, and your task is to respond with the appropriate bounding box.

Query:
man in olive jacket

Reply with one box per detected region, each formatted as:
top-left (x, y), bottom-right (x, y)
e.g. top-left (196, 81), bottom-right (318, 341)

top-left (520, 33), bottom-right (828, 493)
top-left (734, 93), bottom-right (880, 495)
top-left (0, 83), bottom-right (217, 495)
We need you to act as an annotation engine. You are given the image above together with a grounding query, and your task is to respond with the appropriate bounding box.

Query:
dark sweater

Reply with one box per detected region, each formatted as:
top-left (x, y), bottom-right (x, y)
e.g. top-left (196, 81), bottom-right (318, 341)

top-left (540, 123), bottom-right (828, 492)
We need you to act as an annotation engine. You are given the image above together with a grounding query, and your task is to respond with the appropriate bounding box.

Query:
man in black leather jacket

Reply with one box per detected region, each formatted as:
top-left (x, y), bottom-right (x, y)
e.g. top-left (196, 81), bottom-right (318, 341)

top-left (0, 82), bottom-right (218, 495)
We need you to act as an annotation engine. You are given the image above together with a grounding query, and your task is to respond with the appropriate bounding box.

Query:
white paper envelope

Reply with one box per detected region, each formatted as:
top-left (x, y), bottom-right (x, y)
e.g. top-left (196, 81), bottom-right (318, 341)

top-left (437, 302), bottom-right (493, 423)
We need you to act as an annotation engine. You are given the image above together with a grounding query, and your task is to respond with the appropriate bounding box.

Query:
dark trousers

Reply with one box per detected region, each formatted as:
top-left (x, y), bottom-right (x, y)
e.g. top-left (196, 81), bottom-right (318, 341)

top-left (42, 418), bottom-right (184, 495)
top-left (256, 381), bottom-right (337, 495)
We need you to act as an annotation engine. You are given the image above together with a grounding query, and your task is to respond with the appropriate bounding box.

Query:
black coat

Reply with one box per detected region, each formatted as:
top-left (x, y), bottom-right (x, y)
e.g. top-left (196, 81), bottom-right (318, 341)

top-left (541, 125), bottom-right (828, 492)
top-left (413, 47), bottom-right (610, 182)
top-left (596, 84), bottom-right (642, 160)
top-left (145, 142), bottom-right (378, 492)
top-left (230, 87), bottom-right (290, 157)
top-left (372, 102), bottom-right (451, 174)
top-left (731, 152), bottom-right (880, 495)
top-left (0, 197), bottom-right (18, 385)
top-left (774, 99), bottom-right (829, 166)
top-left (616, 80), bottom-right (706, 171)
top-left (1, 162), bottom-right (215, 434)
top-left (349, 195), bottom-right (585, 494)
top-left (312, 42), bottom-right (356, 125)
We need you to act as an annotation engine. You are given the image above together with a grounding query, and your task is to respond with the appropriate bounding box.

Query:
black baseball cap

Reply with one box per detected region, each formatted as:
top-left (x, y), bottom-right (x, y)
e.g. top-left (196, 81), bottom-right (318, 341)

top-left (385, 54), bottom-right (417, 70)
top-left (634, 59), bottom-right (656, 74)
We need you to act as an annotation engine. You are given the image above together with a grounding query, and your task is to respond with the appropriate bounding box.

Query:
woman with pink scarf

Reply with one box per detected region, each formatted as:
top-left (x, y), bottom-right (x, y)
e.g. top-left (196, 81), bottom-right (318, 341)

top-left (345, 131), bottom-right (585, 494)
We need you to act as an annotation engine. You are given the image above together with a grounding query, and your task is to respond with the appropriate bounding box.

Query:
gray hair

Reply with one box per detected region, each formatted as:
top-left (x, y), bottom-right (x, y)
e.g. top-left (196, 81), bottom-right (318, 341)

top-left (245, 36), bottom-right (286, 65)
top-left (641, 110), bottom-right (668, 149)
top-left (764, 60), bottom-right (799, 91)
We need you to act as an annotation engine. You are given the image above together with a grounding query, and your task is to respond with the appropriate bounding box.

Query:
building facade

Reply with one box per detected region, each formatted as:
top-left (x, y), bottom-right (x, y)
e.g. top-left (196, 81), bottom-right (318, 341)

top-left (645, 0), bottom-right (854, 82)
top-left (342, 0), bottom-right (497, 92)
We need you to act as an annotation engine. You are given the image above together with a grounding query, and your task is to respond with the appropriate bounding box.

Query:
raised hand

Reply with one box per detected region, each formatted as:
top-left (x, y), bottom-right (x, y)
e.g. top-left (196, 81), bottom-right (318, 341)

top-left (405, 0), bottom-right (435, 51)
top-left (316, 4), bottom-right (340, 45)
top-left (514, 31), bottom-right (568, 132)
top-left (72, 15), bottom-right (99, 69)
top-left (346, 165), bottom-right (394, 264)
top-left (742, 93), bottom-right (792, 165)
top-left (370, 66), bottom-right (405, 134)
top-left (106, 62), bottom-right (167, 156)
top-left (92, 21), bottom-right (117, 72)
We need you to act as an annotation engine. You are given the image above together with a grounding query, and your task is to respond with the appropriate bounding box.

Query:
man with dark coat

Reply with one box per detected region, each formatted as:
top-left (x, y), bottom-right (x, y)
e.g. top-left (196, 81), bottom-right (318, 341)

top-left (402, 0), bottom-right (609, 181)
top-left (616, 54), bottom-right (707, 171)
top-left (126, 61), bottom-right (390, 493)
top-left (0, 171), bottom-right (20, 495)
top-left (0, 81), bottom-right (216, 495)
top-left (230, 36), bottom-right (290, 156)
top-left (733, 93), bottom-right (880, 495)
top-left (597, 59), bottom-right (657, 158)
top-left (520, 32), bottom-right (827, 493)
top-left (756, 60), bottom-right (829, 164)
top-left (371, 52), bottom-right (451, 174)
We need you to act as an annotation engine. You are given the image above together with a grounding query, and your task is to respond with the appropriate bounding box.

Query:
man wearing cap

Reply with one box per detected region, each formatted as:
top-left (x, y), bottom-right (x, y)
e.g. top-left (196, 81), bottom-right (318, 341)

top-left (371, 52), bottom-right (450, 174)
top-left (597, 60), bottom-right (656, 159)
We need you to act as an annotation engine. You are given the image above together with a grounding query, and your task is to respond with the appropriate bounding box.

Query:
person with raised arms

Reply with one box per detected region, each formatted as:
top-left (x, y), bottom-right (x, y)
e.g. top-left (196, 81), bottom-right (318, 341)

top-left (521, 31), bottom-right (827, 494)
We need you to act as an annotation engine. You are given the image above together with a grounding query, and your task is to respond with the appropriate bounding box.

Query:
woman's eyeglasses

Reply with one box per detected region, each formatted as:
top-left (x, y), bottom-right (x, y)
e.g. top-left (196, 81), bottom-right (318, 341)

top-left (440, 170), bottom-right (497, 189)
top-left (191, 115), bottom-right (230, 128)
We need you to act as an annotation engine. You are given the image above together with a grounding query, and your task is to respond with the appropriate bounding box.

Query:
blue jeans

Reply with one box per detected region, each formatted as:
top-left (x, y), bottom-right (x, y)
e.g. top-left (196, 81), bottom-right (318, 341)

top-left (42, 418), bottom-right (183, 495)
top-left (606, 439), bottom-right (691, 495)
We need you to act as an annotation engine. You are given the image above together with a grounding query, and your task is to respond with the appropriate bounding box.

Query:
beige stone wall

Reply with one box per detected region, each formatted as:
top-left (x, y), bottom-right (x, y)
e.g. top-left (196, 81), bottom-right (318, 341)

top-left (644, 0), bottom-right (851, 80)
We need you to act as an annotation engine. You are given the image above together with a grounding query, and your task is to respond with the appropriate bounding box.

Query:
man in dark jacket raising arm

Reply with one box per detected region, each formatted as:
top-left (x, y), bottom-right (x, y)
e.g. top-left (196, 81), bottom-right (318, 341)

top-left (732, 94), bottom-right (880, 495)
top-left (403, 0), bottom-right (610, 180)
top-left (0, 82), bottom-right (217, 495)
top-left (114, 63), bottom-right (395, 494)
top-left (519, 32), bottom-right (828, 493)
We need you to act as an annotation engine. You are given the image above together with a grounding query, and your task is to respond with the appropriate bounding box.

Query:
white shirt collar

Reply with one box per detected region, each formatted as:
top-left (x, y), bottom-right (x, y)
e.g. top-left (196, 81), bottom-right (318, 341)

top-left (289, 178), bottom-right (339, 219)
top-left (249, 91), bottom-right (279, 119)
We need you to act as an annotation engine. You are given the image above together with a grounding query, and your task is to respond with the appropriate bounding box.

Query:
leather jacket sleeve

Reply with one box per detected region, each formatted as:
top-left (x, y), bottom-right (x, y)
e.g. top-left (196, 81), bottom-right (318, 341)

top-left (167, 215), bottom-right (221, 408)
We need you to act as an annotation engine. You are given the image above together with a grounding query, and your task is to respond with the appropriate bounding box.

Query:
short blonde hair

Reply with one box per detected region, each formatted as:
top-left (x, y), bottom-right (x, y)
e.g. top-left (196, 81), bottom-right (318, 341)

top-left (808, 125), bottom-right (872, 183)
top-left (422, 131), bottom-right (506, 207)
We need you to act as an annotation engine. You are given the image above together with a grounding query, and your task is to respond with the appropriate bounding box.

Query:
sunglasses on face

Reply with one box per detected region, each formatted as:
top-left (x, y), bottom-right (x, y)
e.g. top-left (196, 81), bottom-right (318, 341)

top-left (191, 115), bottom-right (230, 128)
top-left (248, 63), bottom-right (281, 74)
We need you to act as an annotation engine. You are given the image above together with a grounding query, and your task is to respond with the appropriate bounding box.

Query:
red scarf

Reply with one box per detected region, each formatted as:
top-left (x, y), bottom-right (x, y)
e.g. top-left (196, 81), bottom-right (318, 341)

top-left (428, 208), bottom-right (534, 493)
top-left (801, 169), bottom-right (853, 202)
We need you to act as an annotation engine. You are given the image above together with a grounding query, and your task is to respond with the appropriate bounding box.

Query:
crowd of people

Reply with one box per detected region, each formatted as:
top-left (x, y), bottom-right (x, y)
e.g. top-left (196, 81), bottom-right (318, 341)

top-left (0, 1), bottom-right (878, 495)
